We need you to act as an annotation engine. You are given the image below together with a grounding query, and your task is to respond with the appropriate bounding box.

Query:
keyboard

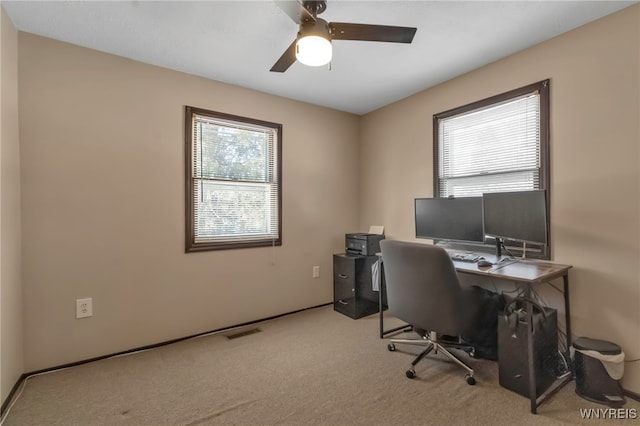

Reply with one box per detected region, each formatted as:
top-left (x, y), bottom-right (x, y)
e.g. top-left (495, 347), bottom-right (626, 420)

top-left (449, 253), bottom-right (481, 263)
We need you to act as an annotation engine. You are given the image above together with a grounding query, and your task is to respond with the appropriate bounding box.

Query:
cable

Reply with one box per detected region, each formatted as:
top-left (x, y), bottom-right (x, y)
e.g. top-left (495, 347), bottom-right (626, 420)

top-left (557, 350), bottom-right (571, 376)
top-left (0, 366), bottom-right (74, 425)
top-left (528, 286), bottom-right (542, 301)
top-left (501, 285), bottom-right (523, 295)
top-left (487, 278), bottom-right (499, 293)
top-left (0, 319), bottom-right (259, 424)
top-left (530, 287), bottom-right (552, 311)
top-left (500, 283), bottom-right (526, 300)
top-left (544, 281), bottom-right (564, 294)
top-left (513, 288), bottom-right (571, 353)
top-left (501, 241), bottom-right (515, 258)
top-left (556, 328), bottom-right (569, 353)
top-left (529, 288), bottom-right (570, 352)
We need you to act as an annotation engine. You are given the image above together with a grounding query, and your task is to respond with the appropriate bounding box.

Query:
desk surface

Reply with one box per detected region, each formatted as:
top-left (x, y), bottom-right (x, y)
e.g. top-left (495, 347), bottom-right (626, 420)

top-left (452, 257), bottom-right (572, 283)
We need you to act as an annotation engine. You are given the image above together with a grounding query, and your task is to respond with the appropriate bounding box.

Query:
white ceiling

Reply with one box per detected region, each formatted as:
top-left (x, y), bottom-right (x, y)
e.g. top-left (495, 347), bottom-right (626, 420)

top-left (3, 0), bottom-right (637, 115)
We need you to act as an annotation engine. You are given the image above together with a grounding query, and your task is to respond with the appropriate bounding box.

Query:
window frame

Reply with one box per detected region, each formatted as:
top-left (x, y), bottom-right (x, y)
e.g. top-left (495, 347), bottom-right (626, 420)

top-left (184, 106), bottom-right (282, 253)
top-left (432, 79), bottom-right (550, 259)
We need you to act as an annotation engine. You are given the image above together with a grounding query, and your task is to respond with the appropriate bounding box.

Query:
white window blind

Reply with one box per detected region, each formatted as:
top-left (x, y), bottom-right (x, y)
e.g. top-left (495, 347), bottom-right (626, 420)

top-left (438, 92), bottom-right (541, 197)
top-left (187, 109), bottom-right (281, 250)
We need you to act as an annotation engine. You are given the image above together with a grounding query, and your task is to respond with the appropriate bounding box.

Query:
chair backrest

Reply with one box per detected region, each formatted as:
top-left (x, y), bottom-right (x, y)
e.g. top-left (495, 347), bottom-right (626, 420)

top-left (380, 239), bottom-right (471, 336)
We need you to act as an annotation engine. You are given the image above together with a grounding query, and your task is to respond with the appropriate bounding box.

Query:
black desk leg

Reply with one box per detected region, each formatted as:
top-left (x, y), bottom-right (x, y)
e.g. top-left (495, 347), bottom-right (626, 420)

top-left (379, 278), bottom-right (410, 338)
top-left (379, 281), bottom-right (384, 338)
top-left (527, 301), bottom-right (537, 413)
top-left (563, 274), bottom-right (571, 346)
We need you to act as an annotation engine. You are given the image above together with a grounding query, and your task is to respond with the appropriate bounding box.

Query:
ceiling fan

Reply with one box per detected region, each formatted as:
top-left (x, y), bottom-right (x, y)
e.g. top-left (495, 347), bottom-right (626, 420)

top-left (270, 0), bottom-right (417, 72)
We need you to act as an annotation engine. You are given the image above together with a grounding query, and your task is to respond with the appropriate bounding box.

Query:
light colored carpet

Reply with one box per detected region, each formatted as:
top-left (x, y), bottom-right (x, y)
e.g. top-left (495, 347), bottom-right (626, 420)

top-left (3, 305), bottom-right (638, 425)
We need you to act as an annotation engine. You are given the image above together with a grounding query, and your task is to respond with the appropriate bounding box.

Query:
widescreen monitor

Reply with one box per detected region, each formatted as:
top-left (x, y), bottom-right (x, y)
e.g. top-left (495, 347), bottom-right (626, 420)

top-left (482, 189), bottom-right (548, 245)
top-left (414, 197), bottom-right (484, 243)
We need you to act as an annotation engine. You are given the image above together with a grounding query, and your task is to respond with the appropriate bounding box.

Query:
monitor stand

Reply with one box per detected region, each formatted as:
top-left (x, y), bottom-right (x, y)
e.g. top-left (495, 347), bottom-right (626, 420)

top-left (495, 237), bottom-right (502, 260)
top-left (493, 239), bottom-right (519, 268)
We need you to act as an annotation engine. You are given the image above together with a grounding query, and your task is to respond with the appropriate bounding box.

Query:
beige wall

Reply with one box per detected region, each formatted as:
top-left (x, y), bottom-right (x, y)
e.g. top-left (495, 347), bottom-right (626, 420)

top-left (18, 33), bottom-right (360, 372)
top-left (360, 5), bottom-right (640, 392)
top-left (8, 1), bottom-right (640, 398)
top-left (1, 7), bottom-right (23, 402)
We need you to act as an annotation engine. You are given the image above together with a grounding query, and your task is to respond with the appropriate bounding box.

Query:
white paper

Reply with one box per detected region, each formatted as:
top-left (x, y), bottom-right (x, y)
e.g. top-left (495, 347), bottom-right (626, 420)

top-left (369, 225), bottom-right (384, 235)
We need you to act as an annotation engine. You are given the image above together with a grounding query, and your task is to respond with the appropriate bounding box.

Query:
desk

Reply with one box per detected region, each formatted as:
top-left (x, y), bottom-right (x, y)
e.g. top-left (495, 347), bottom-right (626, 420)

top-left (379, 256), bottom-right (572, 414)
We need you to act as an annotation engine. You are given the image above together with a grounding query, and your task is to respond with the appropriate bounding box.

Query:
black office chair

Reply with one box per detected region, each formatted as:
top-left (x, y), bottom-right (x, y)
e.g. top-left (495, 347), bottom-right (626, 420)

top-left (380, 239), bottom-right (481, 385)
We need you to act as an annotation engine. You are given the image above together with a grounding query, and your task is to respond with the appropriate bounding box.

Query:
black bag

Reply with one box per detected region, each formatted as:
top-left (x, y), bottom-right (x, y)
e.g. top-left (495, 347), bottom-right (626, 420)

top-left (461, 286), bottom-right (505, 360)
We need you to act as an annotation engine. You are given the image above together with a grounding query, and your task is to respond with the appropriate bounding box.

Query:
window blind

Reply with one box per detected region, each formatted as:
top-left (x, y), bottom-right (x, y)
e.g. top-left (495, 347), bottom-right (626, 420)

top-left (438, 92), bottom-right (541, 197)
top-left (190, 112), bottom-right (280, 245)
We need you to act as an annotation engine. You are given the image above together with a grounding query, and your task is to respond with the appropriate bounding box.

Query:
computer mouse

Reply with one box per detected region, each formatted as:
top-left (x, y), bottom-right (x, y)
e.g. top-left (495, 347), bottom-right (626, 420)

top-left (477, 259), bottom-right (493, 267)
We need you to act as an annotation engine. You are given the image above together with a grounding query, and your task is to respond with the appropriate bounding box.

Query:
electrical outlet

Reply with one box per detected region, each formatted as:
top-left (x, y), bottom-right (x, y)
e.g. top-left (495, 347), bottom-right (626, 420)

top-left (76, 298), bottom-right (93, 319)
top-left (312, 266), bottom-right (320, 278)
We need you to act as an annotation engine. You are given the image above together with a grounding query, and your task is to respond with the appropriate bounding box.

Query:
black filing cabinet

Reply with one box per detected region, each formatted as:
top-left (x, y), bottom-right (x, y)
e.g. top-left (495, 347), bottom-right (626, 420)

top-left (333, 253), bottom-right (381, 319)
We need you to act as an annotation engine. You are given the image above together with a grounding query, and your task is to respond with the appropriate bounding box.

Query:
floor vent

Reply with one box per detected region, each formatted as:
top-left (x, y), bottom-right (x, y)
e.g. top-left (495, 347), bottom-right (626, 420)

top-left (225, 327), bottom-right (262, 340)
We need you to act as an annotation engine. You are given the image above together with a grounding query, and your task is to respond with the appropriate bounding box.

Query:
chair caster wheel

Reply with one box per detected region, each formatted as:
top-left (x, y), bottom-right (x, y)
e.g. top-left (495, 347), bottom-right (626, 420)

top-left (387, 343), bottom-right (396, 352)
top-left (406, 369), bottom-right (416, 379)
top-left (465, 374), bottom-right (476, 385)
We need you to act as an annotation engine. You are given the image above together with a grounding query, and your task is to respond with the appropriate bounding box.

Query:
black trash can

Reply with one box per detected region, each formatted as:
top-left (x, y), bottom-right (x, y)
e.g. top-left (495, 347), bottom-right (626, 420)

top-left (573, 337), bottom-right (626, 407)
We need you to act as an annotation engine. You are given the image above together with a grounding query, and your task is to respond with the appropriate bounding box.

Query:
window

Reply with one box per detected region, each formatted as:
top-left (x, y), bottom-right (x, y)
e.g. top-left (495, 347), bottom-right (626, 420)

top-left (433, 80), bottom-right (550, 258)
top-left (185, 106), bottom-right (282, 252)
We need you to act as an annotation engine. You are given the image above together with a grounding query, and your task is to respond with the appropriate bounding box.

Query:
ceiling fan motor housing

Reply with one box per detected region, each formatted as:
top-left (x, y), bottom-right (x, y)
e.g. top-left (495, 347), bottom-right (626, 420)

top-left (298, 17), bottom-right (331, 41)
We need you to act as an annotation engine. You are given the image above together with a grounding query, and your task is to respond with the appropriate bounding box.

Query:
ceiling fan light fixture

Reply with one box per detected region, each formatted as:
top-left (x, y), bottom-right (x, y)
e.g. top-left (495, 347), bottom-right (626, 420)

top-left (270, 0), bottom-right (416, 73)
top-left (296, 35), bottom-right (332, 66)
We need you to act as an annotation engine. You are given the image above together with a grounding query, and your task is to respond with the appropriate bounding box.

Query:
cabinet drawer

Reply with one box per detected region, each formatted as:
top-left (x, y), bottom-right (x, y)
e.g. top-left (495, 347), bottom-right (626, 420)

top-left (334, 297), bottom-right (379, 319)
top-left (333, 296), bottom-right (357, 318)
top-left (333, 255), bottom-right (356, 282)
top-left (334, 274), bottom-right (355, 301)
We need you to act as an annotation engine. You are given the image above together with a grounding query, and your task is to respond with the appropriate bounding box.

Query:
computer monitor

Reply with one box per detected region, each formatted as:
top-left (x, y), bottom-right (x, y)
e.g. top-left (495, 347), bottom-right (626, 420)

top-left (482, 190), bottom-right (548, 247)
top-left (414, 197), bottom-right (484, 243)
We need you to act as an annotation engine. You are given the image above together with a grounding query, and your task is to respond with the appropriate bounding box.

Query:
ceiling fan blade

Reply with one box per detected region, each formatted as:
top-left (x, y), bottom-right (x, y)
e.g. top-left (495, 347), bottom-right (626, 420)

top-left (329, 22), bottom-right (417, 43)
top-left (274, 0), bottom-right (315, 25)
top-left (270, 39), bottom-right (298, 73)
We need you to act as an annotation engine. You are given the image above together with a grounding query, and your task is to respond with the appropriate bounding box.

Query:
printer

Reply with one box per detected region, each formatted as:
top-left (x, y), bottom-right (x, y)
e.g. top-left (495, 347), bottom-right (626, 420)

top-left (345, 233), bottom-right (385, 256)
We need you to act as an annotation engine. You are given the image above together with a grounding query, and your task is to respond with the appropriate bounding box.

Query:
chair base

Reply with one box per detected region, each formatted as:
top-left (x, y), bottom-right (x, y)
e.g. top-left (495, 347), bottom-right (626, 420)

top-left (388, 332), bottom-right (476, 385)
